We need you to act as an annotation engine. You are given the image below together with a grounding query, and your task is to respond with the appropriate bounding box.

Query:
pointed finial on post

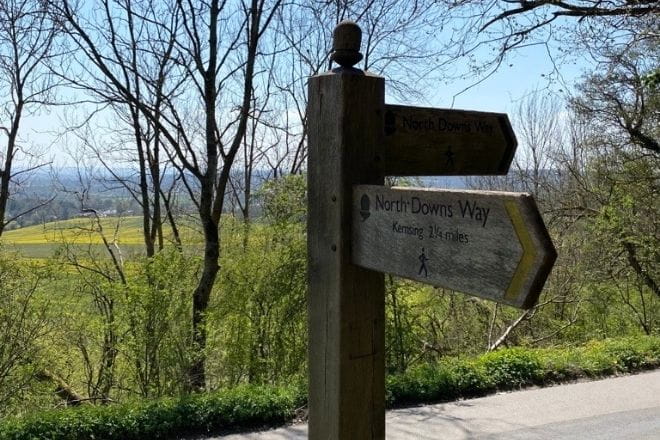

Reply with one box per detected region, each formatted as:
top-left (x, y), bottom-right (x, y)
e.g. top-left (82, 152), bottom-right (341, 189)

top-left (331, 20), bottom-right (363, 69)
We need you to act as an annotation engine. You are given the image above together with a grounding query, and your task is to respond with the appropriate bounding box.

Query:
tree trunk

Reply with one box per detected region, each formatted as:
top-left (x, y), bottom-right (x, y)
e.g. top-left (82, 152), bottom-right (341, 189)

top-left (36, 369), bottom-right (87, 406)
top-left (189, 208), bottom-right (220, 390)
top-left (488, 310), bottom-right (530, 352)
top-left (0, 104), bottom-right (22, 237)
top-left (623, 241), bottom-right (660, 298)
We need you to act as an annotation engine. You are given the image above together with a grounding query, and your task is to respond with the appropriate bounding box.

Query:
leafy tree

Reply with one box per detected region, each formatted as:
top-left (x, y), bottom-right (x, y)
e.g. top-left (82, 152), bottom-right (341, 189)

top-left (571, 45), bottom-right (659, 154)
top-left (121, 250), bottom-right (197, 397)
top-left (0, 249), bottom-right (52, 416)
top-left (590, 156), bottom-right (659, 298)
top-left (213, 217), bottom-right (306, 385)
top-left (258, 174), bottom-right (306, 226)
top-left (52, 0), bottom-right (284, 390)
top-left (430, 0), bottom-right (659, 81)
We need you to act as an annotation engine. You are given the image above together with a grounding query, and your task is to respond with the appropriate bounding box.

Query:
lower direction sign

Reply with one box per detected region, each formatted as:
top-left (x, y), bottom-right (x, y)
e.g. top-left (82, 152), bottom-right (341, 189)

top-left (352, 185), bottom-right (557, 309)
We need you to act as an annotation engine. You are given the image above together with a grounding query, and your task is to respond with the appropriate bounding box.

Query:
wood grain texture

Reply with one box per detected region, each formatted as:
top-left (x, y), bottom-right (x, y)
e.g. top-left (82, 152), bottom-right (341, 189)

top-left (352, 185), bottom-right (556, 309)
top-left (383, 104), bottom-right (517, 176)
top-left (307, 69), bottom-right (385, 439)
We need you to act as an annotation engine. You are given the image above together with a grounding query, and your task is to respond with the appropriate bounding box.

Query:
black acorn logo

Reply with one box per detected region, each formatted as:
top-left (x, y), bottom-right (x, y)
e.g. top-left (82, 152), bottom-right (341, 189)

top-left (360, 194), bottom-right (371, 221)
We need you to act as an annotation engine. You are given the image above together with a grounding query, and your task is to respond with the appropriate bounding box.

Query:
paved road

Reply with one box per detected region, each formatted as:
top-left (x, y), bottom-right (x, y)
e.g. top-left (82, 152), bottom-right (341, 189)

top-left (212, 370), bottom-right (660, 439)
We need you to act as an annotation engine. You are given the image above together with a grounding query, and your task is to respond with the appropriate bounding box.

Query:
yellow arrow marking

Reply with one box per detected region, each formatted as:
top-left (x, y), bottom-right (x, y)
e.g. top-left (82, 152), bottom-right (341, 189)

top-left (504, 200), bottom-right (536, 302)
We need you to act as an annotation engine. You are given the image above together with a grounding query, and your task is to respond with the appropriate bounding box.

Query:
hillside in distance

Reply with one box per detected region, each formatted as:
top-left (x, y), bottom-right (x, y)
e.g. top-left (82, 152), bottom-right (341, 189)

top-left (0, 216), bottom-right (205, 258)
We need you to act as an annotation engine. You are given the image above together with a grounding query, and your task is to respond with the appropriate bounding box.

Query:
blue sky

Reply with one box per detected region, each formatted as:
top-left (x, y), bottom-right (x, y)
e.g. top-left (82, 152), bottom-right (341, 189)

top-left (20, 34), bottom-right (592, 168)
top-left (390, 43), bottom-right (589, 114)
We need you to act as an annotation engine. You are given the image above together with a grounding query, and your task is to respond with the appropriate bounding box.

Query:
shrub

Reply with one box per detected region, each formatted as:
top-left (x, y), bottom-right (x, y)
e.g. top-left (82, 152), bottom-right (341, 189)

top-left (536, 347), bottom-right (584, 382)
top-left (444, 359), bottom-right (493, 397)
top-left (387, 336), bottom-right (660, 410)
top-left (2, 336), bottom-right (658, 439)
top-left (478, 348), bottom-right (543, 389)
top-left (386, 363), bottom-right (455, 405)
top-left (0, 385), bottom-right (304, 440)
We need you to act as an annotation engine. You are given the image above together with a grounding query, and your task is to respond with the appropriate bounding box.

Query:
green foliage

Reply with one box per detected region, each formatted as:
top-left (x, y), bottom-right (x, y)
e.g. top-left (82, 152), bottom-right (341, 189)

top-left (386, 335), bottom-right (660, 409)
top-left (385, 278), bottom-right (503, 369)
top-left (0, 385), bottom-right (304, 440)
top-left (38, 247), bottom-right (201, 405)
top-left (1, 336), bottom-right (658, 439)
top-left (479, 348), bottom-right (542, 389)
top-left (205, 175), bottom-right (309, 387)
top-left (209, 220), bottom-right (307, 384)
top-left (385, 358), bottom-right (494, 406)
top-left (1, 165), bottom-right (658, 427)
top-left (643, 68), bottom-right (660, 89)
top-left (386, 363), bottom-right (455, 405)
top-left (444, 359), bottom-right (493, 397)
top-left (0, 248), bottom-right (54, 416)
top-left (385, 278), bottom-right (438, 373)
top-left (258, 174), bottom-right (306, 226)
top-left (209, 213), bottom-right (307, 386)
top-left (583, 156), bottom-right (660, 335)
top-left (121, 249), bottom-right (199, 396)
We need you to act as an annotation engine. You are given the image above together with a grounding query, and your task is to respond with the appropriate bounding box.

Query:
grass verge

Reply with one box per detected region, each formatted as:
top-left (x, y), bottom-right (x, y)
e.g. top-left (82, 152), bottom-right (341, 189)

top-left (386, 335), bottom-right (660, 406)
top-left (0, 385), bottom-right (305, 440)
top-left (1, 335), bottom-right (658, 440)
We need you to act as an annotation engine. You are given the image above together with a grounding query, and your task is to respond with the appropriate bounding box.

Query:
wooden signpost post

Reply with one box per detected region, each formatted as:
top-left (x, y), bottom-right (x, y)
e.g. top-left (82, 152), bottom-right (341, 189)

top-left (307, 21), bottom-right (556, 440)
top-left (307, 21), bottom-right (386, 440)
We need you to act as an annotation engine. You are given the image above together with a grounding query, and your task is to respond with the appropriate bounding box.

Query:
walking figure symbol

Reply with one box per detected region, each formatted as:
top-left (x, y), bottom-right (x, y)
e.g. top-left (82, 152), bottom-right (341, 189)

top-left (418, 248), bottom-right (429, 277)
top-left (445, 145), bottom-right (455, 169)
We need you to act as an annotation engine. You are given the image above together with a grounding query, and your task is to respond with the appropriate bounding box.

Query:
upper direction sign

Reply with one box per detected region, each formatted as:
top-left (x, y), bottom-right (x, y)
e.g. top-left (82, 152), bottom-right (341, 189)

top-left (383, 104), bottom-right (517, 176)
top-left (352, 185), bottom-right (556, 309)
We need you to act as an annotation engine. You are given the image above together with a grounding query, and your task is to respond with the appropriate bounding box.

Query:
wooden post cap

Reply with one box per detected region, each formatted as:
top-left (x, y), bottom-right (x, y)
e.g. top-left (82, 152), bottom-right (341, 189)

top-left (331, 20), bottom-right (363, 68)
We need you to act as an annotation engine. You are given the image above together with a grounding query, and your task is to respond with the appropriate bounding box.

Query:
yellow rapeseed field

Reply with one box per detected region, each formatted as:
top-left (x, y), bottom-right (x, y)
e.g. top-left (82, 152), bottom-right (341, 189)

top-left (1, 216), bottom-right (204, 257)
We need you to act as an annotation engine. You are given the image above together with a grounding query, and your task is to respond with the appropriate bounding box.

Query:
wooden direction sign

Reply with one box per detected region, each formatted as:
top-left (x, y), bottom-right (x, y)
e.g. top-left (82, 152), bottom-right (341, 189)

top-left (352, 185), bottom-right (556, 309)
top-left (383, 104), bottom-right (517, 176)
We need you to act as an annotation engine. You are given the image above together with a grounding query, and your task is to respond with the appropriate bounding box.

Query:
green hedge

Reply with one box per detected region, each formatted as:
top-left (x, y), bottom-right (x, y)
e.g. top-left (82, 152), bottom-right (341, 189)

top-left (0, 385), bottom-right (305, 440)
top-left (386, 335), bottom-right (660, 407)
top-left (2, 336), bottom-right (659, 440)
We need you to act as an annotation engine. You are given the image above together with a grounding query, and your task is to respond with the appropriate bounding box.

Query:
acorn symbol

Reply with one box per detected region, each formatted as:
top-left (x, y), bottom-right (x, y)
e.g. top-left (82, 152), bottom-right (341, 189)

top-left (360, 194), bottom-right (371, 221)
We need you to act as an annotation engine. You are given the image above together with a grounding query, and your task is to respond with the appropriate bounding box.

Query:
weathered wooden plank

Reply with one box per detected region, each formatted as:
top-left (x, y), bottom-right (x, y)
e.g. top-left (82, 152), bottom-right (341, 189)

top-left (352, 185), bottom-right (556, 309)
top-left (307, 69), bottom-right (385, 438)
top-left (383, 104), bottom-right (517, 176)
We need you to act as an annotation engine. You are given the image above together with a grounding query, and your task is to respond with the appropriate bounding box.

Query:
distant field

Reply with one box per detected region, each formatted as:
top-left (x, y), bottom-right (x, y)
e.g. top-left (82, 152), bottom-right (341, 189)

top-left (1, 216), bottom-right (204, 258)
